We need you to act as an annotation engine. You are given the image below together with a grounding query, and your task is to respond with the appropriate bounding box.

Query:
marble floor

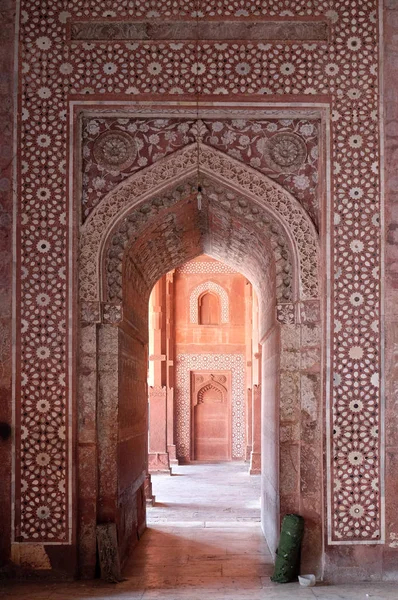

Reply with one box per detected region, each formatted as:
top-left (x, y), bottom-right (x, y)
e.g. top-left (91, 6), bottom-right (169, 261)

top-left (1, 463), bottom-right (397, 599)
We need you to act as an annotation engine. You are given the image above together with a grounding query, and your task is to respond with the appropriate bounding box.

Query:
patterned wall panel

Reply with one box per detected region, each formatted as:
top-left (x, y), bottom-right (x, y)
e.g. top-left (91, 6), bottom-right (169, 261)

top-left (177, 261), bottom-right (237, 275)
top-left (175, 354), bottom-right (245, 460)
top-left (14, 0), bottom-right (383, 544)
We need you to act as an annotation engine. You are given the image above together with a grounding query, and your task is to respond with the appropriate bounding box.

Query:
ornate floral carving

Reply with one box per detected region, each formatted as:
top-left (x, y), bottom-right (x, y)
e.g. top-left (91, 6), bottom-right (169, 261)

top-left (82, 117), bottom-right (320, 225)
top-left (189, 119), bottom-right (209, 141)
top-left (300, 300), bottom-right (321, 324)
top-left (81, 301), bottom-right (101, 324)
top-left (93, 131), bottom-right (137, 172)
top-left (102, 303), bottom-right (123, 324)
top-left (263, 133), bottom-right (307, 173)
top-left (276, 303), bottom-right (296, 324)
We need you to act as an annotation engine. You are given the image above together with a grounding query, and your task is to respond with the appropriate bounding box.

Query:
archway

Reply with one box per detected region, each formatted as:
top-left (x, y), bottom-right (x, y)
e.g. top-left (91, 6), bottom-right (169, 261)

top-left (77, 144), bottom-right (322, 577)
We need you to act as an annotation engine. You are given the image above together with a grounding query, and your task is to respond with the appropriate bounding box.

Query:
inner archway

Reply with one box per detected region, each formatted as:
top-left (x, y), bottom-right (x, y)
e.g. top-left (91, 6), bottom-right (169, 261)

top-left (147, 256), bottom-right (253, 468)
top-left (78, 144), bottom-right (322, 578)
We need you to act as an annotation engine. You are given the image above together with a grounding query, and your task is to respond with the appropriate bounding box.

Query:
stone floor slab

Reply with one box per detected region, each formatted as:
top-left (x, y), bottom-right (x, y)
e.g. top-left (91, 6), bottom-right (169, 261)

top-left (2, 464), bottom-right (398, 599)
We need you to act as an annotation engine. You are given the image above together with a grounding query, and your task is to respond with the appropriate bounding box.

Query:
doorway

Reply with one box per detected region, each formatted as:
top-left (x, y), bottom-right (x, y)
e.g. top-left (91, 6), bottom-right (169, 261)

top-left (191, 371), bottom-right (231, 461)
top-left (78, 134), bottom-right (322, 578)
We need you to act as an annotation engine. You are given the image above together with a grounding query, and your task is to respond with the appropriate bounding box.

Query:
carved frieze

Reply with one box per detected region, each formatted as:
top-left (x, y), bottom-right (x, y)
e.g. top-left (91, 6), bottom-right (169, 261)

top-left (70, 20), bottom-right (329, 42)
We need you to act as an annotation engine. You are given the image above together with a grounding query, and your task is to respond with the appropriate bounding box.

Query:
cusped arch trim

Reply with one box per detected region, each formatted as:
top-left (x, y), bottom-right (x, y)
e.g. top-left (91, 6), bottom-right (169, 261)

top-left (190, 282), bottom-right (229, 324)
top-left (196, 381), bottom-right (227, 405)
top-left (106, 178), bottom-right (286, 307)
top-left (79, 143), bottom-right (319, 303)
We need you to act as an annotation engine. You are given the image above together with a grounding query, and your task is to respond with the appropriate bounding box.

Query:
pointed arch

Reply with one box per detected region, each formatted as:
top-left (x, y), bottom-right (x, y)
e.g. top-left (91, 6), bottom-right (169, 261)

top-left (190, 281), bottom-right (229, 324)
top-left (79, 143), bottom-right (319, 304)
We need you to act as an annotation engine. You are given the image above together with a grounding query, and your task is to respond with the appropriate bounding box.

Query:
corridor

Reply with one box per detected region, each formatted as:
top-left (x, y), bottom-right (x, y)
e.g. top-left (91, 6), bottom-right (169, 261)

top-left (125, 462), bottom-right (273, 585)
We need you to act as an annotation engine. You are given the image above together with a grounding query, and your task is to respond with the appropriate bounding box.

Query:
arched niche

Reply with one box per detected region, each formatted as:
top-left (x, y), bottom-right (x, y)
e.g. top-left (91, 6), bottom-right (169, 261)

top-left (79, 143), bottom-right (319, 312)
top-left (189, 281), bottom-right (229, 324)
top-left (198, 292), bottom-right (220, 325)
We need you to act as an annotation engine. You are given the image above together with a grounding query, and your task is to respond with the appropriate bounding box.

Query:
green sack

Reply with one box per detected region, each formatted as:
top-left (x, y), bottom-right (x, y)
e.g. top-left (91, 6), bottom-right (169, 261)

top-left (271, 514), bottom-right (304, 583)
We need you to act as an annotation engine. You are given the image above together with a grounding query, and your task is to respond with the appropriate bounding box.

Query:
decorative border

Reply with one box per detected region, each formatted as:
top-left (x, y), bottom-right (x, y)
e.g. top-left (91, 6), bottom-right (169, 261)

top-left (75, 106), bottom-right (382, 544)
top-left (189, 281), bottom-right (229, 324)
top-left (12, 0), bottom-right (384, 545)
top-left (177, 261), bottom-right (237, 275)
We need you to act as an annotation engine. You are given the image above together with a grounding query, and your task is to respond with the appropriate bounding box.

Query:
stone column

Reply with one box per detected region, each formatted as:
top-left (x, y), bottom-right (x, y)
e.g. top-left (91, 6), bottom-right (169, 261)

top-left (97, 322), bottom-right (119, 522)
top-left (298, 300), bottom-right (322, 576)
top-left (148, 386), bottom-right (170, 472)
top-left (250, 383), bottom-right (262, 474)
top-left (245, 281), bottom-right (253, 460)
top-left (246, 388), bottom-right (253, 461)
top-left (250, 294), bottom-right (262, 474)
top-left (95, 302), bottom-right (149, 571)
top-left (165, 271), bottom-right (178, 465)
top-left (78, 302), bottom-right (124, 577)
top-left (148, 278), bottom-right (170, 472)
top-left (260, 323), bottom-right (280, 557)
top-left (78, 302), bottom-right (101, 578)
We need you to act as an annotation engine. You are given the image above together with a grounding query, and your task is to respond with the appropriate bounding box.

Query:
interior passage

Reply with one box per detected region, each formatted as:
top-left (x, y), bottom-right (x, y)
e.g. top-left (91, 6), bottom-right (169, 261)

top-left (3, 464), bottom-right (398, 598)
top-left (0, 462), bottom-right (397, 600)
top-left (119, 462), bottom-right (274, 598)
top-left (146, 462), bottom-right (263, 525)
top-left (123, 462), bottom-right (273, 587)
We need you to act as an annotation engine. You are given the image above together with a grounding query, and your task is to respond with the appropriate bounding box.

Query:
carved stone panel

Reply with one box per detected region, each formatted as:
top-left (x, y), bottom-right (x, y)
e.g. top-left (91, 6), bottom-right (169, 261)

top-left (70, 20), bottom-right (329, 42)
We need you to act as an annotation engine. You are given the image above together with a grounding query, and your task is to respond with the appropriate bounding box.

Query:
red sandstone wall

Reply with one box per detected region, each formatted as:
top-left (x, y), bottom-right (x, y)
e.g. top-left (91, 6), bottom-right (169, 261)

top-left (261, 320), bottom-right (323, 577)
top-left (316, 0), bottom-right (398, 582)
top-left (117, 324), bottom-right (147, 562)
top-left (261, 326), bottom-right (280, 560)
top-left (383, 0), bottom-right (398, 582)
top-left (174, 257), bottom-right (248, 353)
top-left (3, 0), bottom-right (394, 583)
top-left (115, 263), bottom-right (150, 562)
top-left (0, 0), bottom-right (15, 567)
top-left (319, 0), bottom-right (398, 583)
